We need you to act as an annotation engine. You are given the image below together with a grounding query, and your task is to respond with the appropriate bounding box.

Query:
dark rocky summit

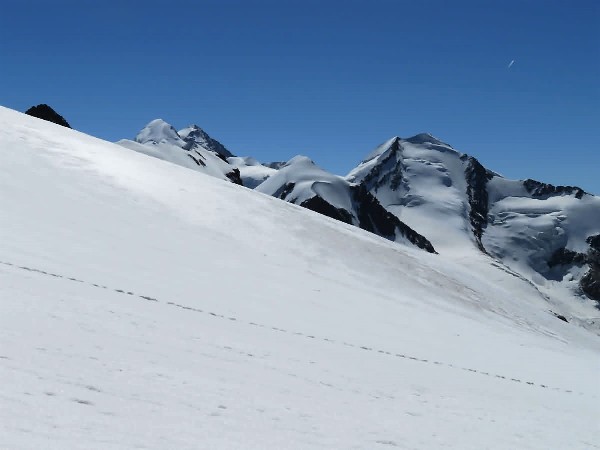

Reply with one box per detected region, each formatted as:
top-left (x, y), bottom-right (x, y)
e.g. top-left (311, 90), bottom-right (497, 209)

top-left (25, 104), bottom-right (71, 128)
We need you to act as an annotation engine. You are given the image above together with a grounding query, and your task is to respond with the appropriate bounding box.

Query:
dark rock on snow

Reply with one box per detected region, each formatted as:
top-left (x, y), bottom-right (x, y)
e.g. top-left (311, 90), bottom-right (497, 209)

top-left (300, 196), bottom-right (354, 224)
top-left (350, 185), bottom-right (437, 254)
top-left (548, 235), bottom-right (600, 304)
top-left (463, 155), bottom-right (494, 252)
top-left (523, 179), bottom-right (585, 200)
top-left (25, 104), bottom-right (71, 128)
top-left (225, 169), bottom-right (243, 186)
top-left (582, 234), bottom-right (600, 303)
top-left (547, 248), bottom-right (587, 268)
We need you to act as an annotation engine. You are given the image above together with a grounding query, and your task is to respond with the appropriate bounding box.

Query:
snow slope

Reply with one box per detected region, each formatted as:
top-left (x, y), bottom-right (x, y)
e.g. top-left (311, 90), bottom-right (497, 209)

top-left (1, 106), bottom-right (599, 449)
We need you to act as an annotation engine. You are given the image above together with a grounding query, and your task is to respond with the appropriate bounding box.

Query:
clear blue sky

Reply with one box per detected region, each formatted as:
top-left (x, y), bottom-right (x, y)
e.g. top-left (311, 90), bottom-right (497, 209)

top-left (1, 0), bottom-right (598, 193)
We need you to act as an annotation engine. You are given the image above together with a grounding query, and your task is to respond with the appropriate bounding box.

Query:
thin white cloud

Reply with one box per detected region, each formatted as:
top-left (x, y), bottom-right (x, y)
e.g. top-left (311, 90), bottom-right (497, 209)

top-left (508, 59), bottom-right (515, 69)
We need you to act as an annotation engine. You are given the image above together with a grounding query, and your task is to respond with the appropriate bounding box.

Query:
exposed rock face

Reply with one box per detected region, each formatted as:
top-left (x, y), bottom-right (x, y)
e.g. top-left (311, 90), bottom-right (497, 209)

top-left (463, 156), bottom-right (493, 252)
top-left (25, 104), bottom-right (71, 128)
top-left (581, 234), bottom-right (600, 303)
top-left (225, 168), bottom-right (243, 186)
top-left (581, 272), bottom-right (600, 303)
top-left (547, 248), bottom-right (587, 268)
top-left (297, 186), bottom-right (436, 254)
top-left (523, 179), bottom-right (586, 199)
top-left (296, 185), bottom-right (437, 253)
top-left (350, 185), bottom-right (436, 253)
top-left (357, 138), bottom-right (405, 193)
top-left (546, 235), bottom-right (600, 304)
top-left (300, 196), bottom-right (354, 224)
top-left (179, 125), bottom-right (233, 158)
top-left (587, 234), bottom-right (600, 251)
top-left (272, 182), bottom-right (296, 200)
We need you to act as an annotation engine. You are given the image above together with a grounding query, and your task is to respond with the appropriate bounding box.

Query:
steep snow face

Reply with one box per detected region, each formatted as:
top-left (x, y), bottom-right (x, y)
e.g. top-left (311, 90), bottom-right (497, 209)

top-left (118, 119), bottom-right (242, 185)
top-left (348, 136), bottom-right (475, 254)
top-left (1, 105), bottom-right (600, 449)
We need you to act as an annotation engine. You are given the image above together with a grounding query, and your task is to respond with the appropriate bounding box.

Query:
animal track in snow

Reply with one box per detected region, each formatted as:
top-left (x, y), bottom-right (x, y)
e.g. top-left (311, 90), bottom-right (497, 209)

top-left (0, 259), bottom-right (585, 396)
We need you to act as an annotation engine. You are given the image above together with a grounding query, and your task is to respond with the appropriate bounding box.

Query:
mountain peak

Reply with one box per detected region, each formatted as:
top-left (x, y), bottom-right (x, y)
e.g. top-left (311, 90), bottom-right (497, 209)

top-left (361, 136), bottom-right (401, 163)
top-left (135, 119), bottom-right (183, 146)
top-left (25, 104), bottom-right (71, 128)
top-left (404, 133), bottom-right (451, 148)
top-left (179, 124), bottom-right (233, 158)
top-left (283, 155), bottom-right (316, 168)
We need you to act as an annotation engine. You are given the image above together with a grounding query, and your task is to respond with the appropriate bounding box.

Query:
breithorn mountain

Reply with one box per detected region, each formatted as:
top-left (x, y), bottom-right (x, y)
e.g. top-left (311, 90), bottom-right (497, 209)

top-left (118, 119), bottom-right (600, 326)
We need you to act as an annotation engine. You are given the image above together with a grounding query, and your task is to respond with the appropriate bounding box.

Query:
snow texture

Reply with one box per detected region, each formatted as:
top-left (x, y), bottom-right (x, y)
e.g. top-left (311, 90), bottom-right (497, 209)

top-left (1, 106), bottom-right (599, 449)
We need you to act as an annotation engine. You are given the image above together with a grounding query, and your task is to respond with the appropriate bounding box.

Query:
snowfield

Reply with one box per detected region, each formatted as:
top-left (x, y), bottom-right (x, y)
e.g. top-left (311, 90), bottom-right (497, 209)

top-left (0, 106), bottom-right (599, 449)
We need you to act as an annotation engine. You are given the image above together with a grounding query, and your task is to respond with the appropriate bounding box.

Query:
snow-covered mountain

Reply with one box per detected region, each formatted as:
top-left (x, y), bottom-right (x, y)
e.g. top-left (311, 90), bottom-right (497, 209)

top-left (118, 119), bottom-right (287, 189)
top-left (117, 119), bottom-right (244, 185)
top-left (116, 120), bottom-right (600, 316)
top-left (2, 106), bottom-right (599, 449)
top-left (256, 155), bottom-right (436, 253)
top-left (346, 134), bottom-right (600, 312)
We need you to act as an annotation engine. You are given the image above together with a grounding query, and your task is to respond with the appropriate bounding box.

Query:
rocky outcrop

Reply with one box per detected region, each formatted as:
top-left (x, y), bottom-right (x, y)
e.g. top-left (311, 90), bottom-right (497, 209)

top-left (581, 235), bottom-right (600, 304)
top-left (463, 156), bottom-right (493, 252)
top-left (300, 196), bottom-right (354, 224)
top-left (225, 168), bottom-right (243, 186)
top-left (358, 138), bottom-right (405, 192)
top-left (272, 182), bottom-right (296, 201)
top-left (523, 179), bottom-right (585, 199)
top-left (180, 125), bottom-right (233, 158)
top-left (581, 271), bottom-right (600, 304)
top-left (297, 185), bottom-right (436, 254)
top-left (25, 104), bottom-right (71, 128)
top-left (547, 248), bottom-right (587, 268)
top-left (350, 185), bottom-right (436, 253)
top-left (547, 235), bottom-right (600, 305)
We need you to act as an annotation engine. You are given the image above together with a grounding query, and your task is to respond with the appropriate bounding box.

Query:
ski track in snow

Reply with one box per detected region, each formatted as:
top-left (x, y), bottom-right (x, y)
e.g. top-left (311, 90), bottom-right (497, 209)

top-left (0, 259), bottom-right (586, 397)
